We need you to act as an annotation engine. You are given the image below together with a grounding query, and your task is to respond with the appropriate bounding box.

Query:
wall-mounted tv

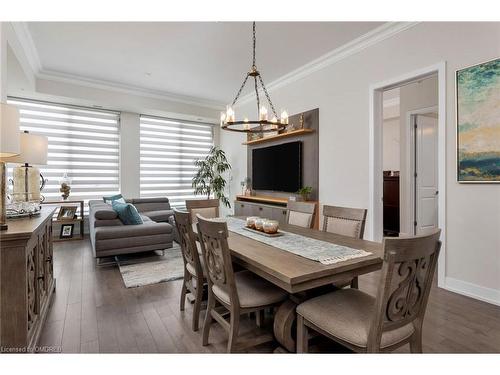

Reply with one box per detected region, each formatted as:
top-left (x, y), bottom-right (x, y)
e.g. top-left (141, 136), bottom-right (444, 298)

top-left (252, 141), bottom-right (302, 193)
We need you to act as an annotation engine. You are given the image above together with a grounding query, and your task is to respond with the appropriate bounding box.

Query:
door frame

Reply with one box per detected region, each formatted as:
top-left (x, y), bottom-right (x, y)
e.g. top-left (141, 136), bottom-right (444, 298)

top-left (368, 62), bottom-right (446, 288)
top-left (406, 106), bottom-right (438, 236)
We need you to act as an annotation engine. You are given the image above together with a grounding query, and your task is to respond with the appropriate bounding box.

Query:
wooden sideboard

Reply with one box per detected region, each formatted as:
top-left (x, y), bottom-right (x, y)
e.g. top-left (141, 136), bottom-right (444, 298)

top-left (0, 206), bottom-right (56, 352)
top-left (234, 195), bottom-right (320, 229)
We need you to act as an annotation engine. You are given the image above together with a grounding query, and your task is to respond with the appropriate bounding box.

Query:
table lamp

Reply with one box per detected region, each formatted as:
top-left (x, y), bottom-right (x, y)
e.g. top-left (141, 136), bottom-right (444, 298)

top-left (7, 131), bottom-right (48, 203)
top-left (0, 103), bottom-right (21, 230)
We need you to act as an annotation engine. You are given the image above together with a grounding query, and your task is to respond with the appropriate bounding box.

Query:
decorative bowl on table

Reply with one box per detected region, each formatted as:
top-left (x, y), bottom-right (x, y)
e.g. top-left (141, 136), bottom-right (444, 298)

top-left (254, 218), bottom-right (266, 231)
top-left (246, 216), bottom-right (260, 229)
top-left (263, 220), bottom-right (279, 234)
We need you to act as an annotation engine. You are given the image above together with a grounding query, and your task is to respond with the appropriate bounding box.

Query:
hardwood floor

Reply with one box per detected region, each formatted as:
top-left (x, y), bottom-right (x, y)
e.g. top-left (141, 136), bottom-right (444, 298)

top-left (38, 238), bottom-right (500, 353)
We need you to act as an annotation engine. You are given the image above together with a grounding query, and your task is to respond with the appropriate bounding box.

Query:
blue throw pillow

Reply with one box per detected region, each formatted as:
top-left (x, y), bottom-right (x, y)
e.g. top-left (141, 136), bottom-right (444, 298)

top-left (112, 201), bottom-right (144, 225)
top-left (103, 193), bottom-right (126, 204)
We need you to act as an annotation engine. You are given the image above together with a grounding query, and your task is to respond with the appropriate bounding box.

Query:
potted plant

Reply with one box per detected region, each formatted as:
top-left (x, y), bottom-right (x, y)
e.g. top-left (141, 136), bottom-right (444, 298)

top-left (297, 186), bottom-right (313, 201)
top-left (192, 146), bottom-right (232, 208)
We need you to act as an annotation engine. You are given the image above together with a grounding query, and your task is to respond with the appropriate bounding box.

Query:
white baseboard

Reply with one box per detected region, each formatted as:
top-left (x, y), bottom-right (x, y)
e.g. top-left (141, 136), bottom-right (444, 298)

top-left (443, 277), bottom-right (500, 307)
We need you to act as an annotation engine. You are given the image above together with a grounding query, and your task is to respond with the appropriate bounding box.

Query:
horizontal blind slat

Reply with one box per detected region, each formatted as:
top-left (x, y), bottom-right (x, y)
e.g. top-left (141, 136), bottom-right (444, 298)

top-left (140, 115), bottom-right (214, 203)
top-left (7, 98), bottom-right (120, 212)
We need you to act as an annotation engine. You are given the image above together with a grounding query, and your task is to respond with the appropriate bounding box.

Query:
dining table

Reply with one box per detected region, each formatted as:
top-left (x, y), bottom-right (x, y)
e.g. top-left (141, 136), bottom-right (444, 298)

top-left (195, 216), bottom-right (383, 352)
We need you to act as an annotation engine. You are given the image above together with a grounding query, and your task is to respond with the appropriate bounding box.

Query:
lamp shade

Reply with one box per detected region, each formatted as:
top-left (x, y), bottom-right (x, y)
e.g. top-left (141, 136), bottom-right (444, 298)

top-left (0, 103), bottom-right (21, 157)
top-left (6, 132), bottom-right (48, 165)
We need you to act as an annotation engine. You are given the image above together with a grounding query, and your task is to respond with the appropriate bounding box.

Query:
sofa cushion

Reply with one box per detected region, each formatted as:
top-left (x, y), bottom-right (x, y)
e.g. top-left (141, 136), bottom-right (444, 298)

top-left (94, 221), bottom-right (173, 240)
top-left (103, 193), bottom-right (126, 204)
top-left (112, 201), bottom-right (144, 225)
top-left (94, 206), bottom-right (119, 220)
top-left (142, 210), bottom-right (174, 222)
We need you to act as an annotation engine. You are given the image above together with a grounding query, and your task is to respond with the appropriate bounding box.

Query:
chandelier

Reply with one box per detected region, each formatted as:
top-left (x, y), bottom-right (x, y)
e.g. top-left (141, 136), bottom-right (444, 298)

top-left (221, 22), bottom-right (288, 133)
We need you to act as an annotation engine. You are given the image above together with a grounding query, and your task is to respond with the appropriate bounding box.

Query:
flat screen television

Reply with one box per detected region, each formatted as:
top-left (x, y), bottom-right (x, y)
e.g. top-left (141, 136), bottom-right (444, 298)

top-left (252, 141), bottom-right (302, 192)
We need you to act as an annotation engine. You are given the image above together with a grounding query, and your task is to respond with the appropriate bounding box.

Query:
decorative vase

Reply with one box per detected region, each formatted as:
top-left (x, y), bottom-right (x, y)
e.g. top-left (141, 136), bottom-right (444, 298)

top-left (263, 220), bottom-right (279, 234)
top-left (59, 172), bottom-right (72, 200)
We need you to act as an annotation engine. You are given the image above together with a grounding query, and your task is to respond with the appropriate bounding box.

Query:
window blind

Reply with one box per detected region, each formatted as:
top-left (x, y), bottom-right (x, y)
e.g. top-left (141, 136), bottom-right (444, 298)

top-left (6, 98), bottom-right (120, 213)
top-left (139, 115), bottom-right (214, 209)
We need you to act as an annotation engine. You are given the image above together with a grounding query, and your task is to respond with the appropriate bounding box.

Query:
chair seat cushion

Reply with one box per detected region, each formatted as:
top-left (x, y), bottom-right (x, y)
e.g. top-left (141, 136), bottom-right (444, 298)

top-left (296, 289), bottom-right (414, 349)
top-left (186, 257), bottom-right (206, 278)
top-left (212, 270), bottom-right (287, 308)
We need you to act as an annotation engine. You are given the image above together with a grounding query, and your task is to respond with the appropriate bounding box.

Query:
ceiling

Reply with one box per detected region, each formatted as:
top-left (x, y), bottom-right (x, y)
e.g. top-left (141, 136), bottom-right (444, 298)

top-left (27, 22), bottom-right (385, 105)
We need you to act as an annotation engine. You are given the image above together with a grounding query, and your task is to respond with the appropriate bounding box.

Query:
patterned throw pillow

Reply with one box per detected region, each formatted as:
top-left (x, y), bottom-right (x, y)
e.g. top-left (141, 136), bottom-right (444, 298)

top-left (111, 201), bottom-right (144, 225)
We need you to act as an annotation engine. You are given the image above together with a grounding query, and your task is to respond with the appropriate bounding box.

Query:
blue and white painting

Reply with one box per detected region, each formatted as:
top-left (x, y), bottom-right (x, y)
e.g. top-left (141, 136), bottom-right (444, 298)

top-left (457, 58), bottom-right (500, 182)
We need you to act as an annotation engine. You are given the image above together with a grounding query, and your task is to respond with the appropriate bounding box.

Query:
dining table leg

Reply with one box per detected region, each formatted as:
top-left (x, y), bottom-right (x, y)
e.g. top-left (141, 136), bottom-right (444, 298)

top-left (273, 298), bottom-right (298, 352)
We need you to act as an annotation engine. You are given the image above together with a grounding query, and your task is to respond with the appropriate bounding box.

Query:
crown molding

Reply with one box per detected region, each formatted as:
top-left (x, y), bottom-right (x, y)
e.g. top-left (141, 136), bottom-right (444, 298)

top-left (37, 69), bottom-right (225, 110)
top-left (10, 22), bottom-right (225, 111)
top-left (10, 22), bottom-right (42, 74)
top-left (236, 22), bottom-right (420, 106)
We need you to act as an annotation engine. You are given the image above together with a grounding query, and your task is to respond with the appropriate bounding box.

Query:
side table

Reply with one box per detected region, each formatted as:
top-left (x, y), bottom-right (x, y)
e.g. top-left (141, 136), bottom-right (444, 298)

top-left (41, 199), bottom-right (85, 241)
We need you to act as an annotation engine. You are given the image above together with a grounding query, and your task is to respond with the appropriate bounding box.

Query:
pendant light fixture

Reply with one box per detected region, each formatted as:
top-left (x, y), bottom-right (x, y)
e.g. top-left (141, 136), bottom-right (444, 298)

top-left (221, 22), bottom-right (288, 133)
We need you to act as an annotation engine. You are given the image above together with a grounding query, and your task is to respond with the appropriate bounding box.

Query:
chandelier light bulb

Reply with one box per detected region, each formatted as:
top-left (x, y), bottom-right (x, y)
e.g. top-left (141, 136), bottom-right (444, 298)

top-left (259, 106), bottom-right (268, 121)
top-left (280, 110), bottom-right (289, 125)
top-left (220, 112), bottom-right (226, 127)
top-left (226, 106), bottom-right (235, 123)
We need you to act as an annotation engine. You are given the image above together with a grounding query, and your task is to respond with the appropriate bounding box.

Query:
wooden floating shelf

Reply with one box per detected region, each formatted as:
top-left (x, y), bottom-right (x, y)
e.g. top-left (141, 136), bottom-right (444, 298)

top-left (236, 194), bottom-right (289, 205)
top-left (242, 128), bottom-right (315, 145)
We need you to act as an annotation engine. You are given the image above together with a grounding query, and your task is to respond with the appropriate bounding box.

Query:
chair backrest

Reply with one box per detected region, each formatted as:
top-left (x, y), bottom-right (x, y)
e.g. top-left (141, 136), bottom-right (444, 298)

top-left (196, 215), bottom-right (240, 308)
top-left (286, 201), bottom-right (316, 228)
top-left (322, 205), bottom-right (367, 239)
top-left (367, 229), bottom-right (442, 351)
top-left (186, 199), bottom-right (220, 224)
top-left (173, 208), bottom-right (203, 278)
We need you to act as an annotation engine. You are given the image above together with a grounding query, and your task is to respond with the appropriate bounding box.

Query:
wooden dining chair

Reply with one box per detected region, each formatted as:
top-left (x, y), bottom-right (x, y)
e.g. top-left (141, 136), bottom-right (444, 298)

top-left (322, 205), bottom-right (368, 288)
top-left (196, 215), bottom-right (288, 353)
top-left (185, 198), bottom-right (219, 224)
top-left (296, 229), bottom-right (441, 353)
top-left (174, 209), bottom-right (206, 331)
top-left (286, 201), bottom-right (316, 228)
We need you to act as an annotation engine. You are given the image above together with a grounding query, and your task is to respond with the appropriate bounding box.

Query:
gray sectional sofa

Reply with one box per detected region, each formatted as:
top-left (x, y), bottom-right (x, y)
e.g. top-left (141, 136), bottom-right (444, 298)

top-left (88, 197), bottom-right (176, 259)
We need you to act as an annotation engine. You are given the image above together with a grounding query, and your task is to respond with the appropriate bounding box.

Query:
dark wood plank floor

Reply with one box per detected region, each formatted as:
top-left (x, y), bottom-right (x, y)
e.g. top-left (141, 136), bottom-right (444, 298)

top-left (38, 238), bottom-right (500, 353)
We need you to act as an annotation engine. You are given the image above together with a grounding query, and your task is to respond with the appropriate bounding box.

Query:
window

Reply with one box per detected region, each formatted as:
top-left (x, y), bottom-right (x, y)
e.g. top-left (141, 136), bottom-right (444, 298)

top-left (6, 98), bottom-right (120, 213)
top-left (139, 115), bottom-right (214, 209)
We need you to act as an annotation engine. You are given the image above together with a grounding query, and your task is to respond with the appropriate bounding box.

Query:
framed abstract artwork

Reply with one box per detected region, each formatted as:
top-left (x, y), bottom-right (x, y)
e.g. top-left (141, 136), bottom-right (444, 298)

top-left (456, 57), bottom-right (500, 183)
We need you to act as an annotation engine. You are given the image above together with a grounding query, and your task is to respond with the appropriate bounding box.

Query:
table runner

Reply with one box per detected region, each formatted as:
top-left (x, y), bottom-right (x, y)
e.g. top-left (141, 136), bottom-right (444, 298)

top-left (226, 217), bottom-right (371, 265)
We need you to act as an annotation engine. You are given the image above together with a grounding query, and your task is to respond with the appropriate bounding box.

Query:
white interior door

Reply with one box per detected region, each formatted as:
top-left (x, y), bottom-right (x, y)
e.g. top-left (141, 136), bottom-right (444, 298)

top-left (415, 114), bottom-right (438, 235)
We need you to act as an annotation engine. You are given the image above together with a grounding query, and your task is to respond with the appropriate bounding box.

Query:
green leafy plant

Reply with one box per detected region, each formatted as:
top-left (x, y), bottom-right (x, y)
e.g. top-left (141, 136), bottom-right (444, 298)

top-left (297, 186), bottom-right (313, 201)
top-left (192, 146), bottom-right (232, 208)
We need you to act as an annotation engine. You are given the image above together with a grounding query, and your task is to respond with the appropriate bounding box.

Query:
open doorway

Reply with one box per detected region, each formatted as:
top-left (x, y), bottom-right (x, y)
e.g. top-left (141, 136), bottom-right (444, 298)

top-left (369, 62), bottom-right (446, 287)
top-left (381, 76), bottom-right (439, 237)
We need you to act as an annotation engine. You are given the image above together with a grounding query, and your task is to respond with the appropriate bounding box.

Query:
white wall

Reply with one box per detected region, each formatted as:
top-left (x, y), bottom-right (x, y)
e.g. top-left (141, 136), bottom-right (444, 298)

top-left (220, 22), bottom-right (500, 304)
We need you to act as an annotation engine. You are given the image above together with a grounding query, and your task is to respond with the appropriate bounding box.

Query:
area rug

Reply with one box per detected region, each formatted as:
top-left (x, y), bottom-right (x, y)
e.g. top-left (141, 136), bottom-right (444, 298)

top-left (116, 243), bottom-right (184, 288)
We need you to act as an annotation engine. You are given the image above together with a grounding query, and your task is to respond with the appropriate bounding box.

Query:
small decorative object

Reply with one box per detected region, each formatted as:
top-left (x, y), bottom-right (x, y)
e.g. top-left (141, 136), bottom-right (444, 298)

top-left (246, 216), bottom-right (260, 229)
top-left (59, 172), bottom-right (72, 200)
top-left (254, 217), bottom-right (266, 231)
top-left (299, 113), bottom-right (305, 129)
top-left (60, 223), bottom-right (74, 239)
top-left (297, 186), bottom-right (313, 201)
top-left (220, 22), bottom-right (287, 134)
top-left (262, 219), bottom-right (279, 234)
top-left (192, 146), bottom-right (232, 208)
top-left (241, 177), bottom-right (251, 195)
top-left (6, 193), bottom-right (41, 218)
top-left (456, 57), bottom-right (499, 182)
top-left (57, 205), bottom-right (77, 221)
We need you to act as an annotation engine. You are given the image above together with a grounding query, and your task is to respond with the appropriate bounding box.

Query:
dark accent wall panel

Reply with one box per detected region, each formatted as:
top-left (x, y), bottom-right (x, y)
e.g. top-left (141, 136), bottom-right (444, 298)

top-left (247, 108), bottom-right (319, 200)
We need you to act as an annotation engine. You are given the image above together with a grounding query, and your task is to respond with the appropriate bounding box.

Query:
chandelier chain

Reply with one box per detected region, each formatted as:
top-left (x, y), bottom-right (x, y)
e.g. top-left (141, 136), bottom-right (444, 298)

top-left (252, 21), bottom-right (256, 68)
top-left (231, 73), bottom-right (250, 107)
top-left (258, 74), bottom-right (278, 118)
top-left (254, 75), bottom-right (261, 116)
